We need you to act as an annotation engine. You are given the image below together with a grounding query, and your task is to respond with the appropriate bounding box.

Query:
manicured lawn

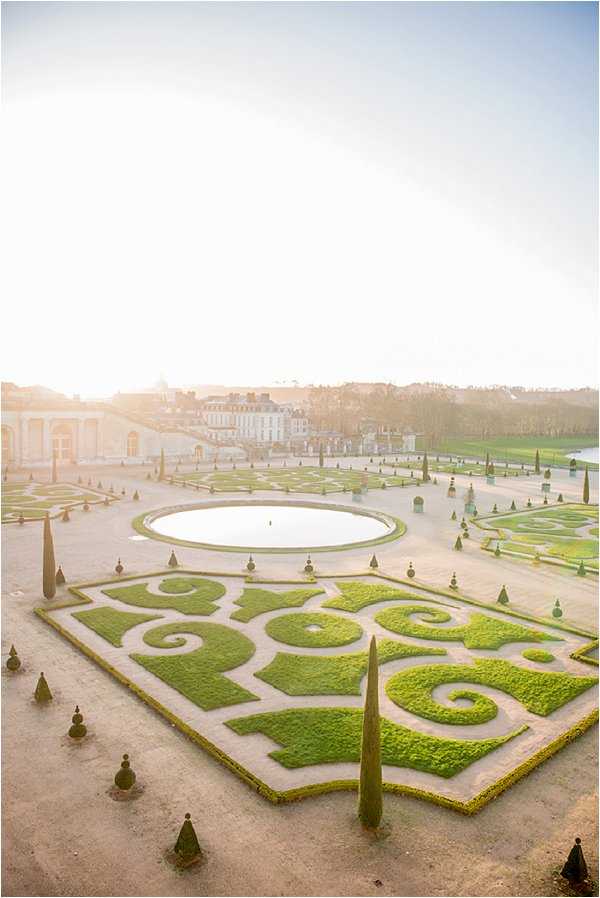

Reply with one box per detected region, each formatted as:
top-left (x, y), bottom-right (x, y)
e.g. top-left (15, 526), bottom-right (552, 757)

top-left (385, 658), bottom-right (597, 724)
top-left (255, 640), bottom-right (446, 695)
top-left (431, 436), bottom-right (598, 470)
top-left (172, 465), bottom-right (421, 494)
top-left (2, 481), bottom-right (115, 522)
top-left (322, 581), bottom-right (446, 613)
top-left (226, 707), bottom-right (525, 775)
top-left (103, 576), bottom-right (226, 615)
top-left (522, 648), bottom-right (555, 663)
top-left (131, 620), bottom-right (259, 710)
top-left (230, 587), bottom-right (324, 623)
top-left (72, 606), bottom-right (161, 646)
top-left (375, 606), bottom-right (561, 650)
top-left (265, 612), bottom-right (363, 648)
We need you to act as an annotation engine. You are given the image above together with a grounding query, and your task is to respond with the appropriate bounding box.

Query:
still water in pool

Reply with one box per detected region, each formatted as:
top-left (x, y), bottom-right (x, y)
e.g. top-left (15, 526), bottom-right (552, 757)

top-left (150, 503), bottom-right (390, 548)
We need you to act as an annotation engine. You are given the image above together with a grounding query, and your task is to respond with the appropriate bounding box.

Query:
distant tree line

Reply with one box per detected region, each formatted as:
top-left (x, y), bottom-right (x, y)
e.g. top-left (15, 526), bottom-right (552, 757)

top-left (307, 384), bottom-right (598, 444)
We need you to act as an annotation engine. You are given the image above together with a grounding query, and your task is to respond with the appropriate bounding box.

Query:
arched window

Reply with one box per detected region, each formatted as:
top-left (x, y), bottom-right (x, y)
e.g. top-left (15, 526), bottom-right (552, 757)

top-left (127, 431), bottom-right (139, 457)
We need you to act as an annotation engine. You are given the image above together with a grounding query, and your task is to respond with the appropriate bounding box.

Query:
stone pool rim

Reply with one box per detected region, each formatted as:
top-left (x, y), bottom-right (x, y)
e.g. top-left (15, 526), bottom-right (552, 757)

top-left (132, 498), bottom-right (406, 553)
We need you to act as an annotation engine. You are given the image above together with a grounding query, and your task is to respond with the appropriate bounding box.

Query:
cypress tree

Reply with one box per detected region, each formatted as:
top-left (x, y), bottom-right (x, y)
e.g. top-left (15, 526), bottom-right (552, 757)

top-left (497, 585), bottom-right (509, 605)
top-left (168, 550), bottom-right (178, 568)
top-left (534, 450), bottom-right (540, 474)
top-left (42, 513), bottom-right (56, 599)
top-left (6, 645), bottom-right (21, 671)
top-left (510, 500), bottom-right (517, 510)
top-left (51, 452), bottom-right (57, 484)
top-left (159, 448), bottom-right (165, 481)
top-left (557, 493), bottom-right (564, 503)
top-left (583, 466), bottom-right (589, 504)
top-left (358, 637), bottom-right (383, 830)
top-left (485, 451), bottom-right (490, 474)
top-left (454, 535), bottom-right (463, 550)
top-left (114, 754), bottom-right (136, 791)
top-left (369, 554), bottom-right (378, 569)
top-left (319, 444), bottom-right (324, 467)
top-left (422, 452), bottom-right (430, 483)
top-left (34, 672), bottom-right (52, 702)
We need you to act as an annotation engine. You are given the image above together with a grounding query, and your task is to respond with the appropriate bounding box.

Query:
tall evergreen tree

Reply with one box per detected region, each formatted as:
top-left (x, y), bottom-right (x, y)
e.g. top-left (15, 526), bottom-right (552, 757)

top-left (51, 451), bottom-right (57, 484)
top-left (318, 443), bottom-right (324, 468)
top-left (42, 513), bottom-right (56, 599)
top-left (534, 449), bottom-right (540, 474)
top-left (159, 448), bottom-right (165, 481)
top-left (422, 452), bottom-right (430, 483)
top-left (583, 466), bottom-right (590, 504)
top-left (485, 451), bottom-right (490, 474)
top-left (358, 637), bottom-right (383, 830)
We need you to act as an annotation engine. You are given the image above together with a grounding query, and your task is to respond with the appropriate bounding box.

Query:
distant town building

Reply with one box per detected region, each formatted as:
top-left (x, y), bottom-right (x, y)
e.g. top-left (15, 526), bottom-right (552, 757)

top-left (201, 392), bottom-right (309, 448)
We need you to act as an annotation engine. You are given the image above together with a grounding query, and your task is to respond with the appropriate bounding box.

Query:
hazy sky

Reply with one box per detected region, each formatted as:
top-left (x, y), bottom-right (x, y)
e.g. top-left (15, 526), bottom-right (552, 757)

top-left (2, 1), bottom-right (598, 396)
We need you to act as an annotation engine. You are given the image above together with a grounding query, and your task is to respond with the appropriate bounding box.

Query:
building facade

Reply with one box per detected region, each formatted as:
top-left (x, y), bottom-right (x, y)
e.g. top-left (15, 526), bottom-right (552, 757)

top-left (201, 392), bottom-right (309, 447)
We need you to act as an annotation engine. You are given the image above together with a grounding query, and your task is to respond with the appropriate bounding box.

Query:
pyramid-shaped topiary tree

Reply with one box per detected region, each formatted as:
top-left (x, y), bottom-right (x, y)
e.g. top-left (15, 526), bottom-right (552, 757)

top-left (576, 561), bottom-right (586, 577)
top-left (174, 813), bottom-right (202, 864)
top-left (34, 672), bottom-right (52, 702)
top-left (561, 838), bottom-right (588, 885)
top-left (369, 555), bottom-right (378, 569)
top-left (454, 535), bottom-right (463, 550)
top-left (55, 565), bottom-right (65, 586)
top-left (168, 551), bottom-right (178, 568)
top-left (497, 585), bottom-right (509, 605)
top-left (42, 513), bottom-right (56, 599)
top-left (583, 466), bottom-right (590, 504)
top-left (450, 510), bottom-right (457, 521)
top-left (510, 500), bottom-right (516, 510)
top-left (358, 637), bottom-right (383, 830)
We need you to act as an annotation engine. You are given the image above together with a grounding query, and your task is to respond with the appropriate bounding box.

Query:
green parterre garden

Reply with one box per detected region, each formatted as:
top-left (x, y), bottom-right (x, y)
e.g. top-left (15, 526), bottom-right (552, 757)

top-left (171, 464), bottom-right (421, 494)
top-left (475, 504), bottom-right (599, 572)
top-left (2, 481), bottom-right (117, 522)
top-left (38, 571), bottom-right (598, 811)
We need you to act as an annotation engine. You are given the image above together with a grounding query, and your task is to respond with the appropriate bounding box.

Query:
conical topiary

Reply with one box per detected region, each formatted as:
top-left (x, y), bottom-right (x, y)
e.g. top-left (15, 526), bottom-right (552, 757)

top-left (449, 573), bottom-right (458, 590)
top-left (174, 813), bottom-right (202, 864)
top-left (576, 561), bottom-right (586, 577)
top-left (55, 565), bottom-right (65, 586)
top-left (492, 503), bottom-right (498, 513)
top-left (51, 452), bottom-right (57, 484)
top-left (114, 754), bottom-right (136, 791)
top-left (34, 672), bottom-right (52, 703)
top-left (450, 510), bottom-right (457, 521)
top-left (406, 562), bottom-right (415, 578)
top-left (97, 480), bottom-right (103, 490)
top-left (369, 554), bottom-right (378, 569)
top-left (543, 495), bottom-right (548, 505)
top-left (246, 555), bottom-right (255, 572)
top-left (463, 528), bottom-right (469, 538)
top-left (42, 513), bottom-right (56, 599)
top-left (304, 556), bottom-right (314, 574)
top-left (357, 637), bottom-right (383, 829)
top-left (552, 599), bottom-right (563, 619)
top-left (494, 543), bottom-right (501, 557)
top-left (534, 449), bottom-right (540, 474)
top-left (557, 493), bottom-right (563, 503)
top-left (18, 513), bottom-right (25, 525)
top-left (68, 705), bottom-right (87, 739)
top-left (6, 645), bottom-right (21, 671)
top-left (526, 498), bottom-right (532, 508)
top-left (583, 466), bottom-right (589, 504)
top-left (454, 535), bottom-right (463, 550)
top-left (159, 448), bottom-right (165, 481)
top-left (133, 490), bottom-right (140, 501)
top-left (115, 558), bottom-right (124, 575)
top-left (561, 838), bottom-right (588, 885)
top-left (510, 500), bottom-right (516, 510)
top-left (168, 551), bottom-right (178, 568)
top-left (497, 585), bottom-right (509, 605)
top-left (422, 452), bottom-right (430, 483)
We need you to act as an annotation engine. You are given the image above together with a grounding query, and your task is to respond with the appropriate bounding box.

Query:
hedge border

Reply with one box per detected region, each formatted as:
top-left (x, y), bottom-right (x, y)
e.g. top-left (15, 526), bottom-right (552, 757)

top-left (36, 568), bottom-right (598, 813)
top-left (3, 480), bottom-right (120, 524)
top-left (131, 499), bottom-right (407, 554)
top-left (570, 640), bottom-right (600, 668)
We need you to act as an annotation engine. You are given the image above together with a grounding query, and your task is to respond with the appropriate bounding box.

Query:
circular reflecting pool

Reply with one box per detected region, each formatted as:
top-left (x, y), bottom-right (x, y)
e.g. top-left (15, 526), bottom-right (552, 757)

top-left (141, 500), bottom-right (403, 552)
